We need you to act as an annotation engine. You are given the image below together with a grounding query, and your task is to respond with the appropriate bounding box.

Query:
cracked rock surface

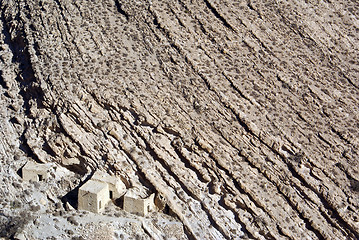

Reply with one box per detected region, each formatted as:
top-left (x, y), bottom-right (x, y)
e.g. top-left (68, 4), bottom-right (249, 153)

top-left (0, 0), bottom-right (359, 239)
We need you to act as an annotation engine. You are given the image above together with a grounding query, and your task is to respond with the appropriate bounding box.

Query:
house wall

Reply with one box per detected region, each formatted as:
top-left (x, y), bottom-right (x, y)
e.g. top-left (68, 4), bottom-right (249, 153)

top-left (123, 195), bottom-right (146, 216)
top-left (97, 185), bottom-right (110, 212)
top-left (22, 169), bottom-right (48, 181)
top-left (123, 193), bottom-right (155, 216)
top-left (78, 190), bottom-right (97, 213)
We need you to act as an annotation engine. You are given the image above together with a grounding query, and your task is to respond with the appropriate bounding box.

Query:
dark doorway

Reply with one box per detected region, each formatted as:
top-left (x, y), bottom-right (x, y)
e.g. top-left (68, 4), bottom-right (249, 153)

top-left (38, 174), bottom-right (43, 181)
top-left (109, 191), bottom-right (113, 199)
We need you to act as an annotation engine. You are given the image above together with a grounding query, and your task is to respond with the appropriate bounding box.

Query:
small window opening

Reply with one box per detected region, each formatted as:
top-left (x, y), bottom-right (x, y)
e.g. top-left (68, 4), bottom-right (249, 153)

top-left (38, 174), bottom-right (43, 181)
top-left (164, 204), bottom-right (170, 214)
top-left (99, 200), bottom-right (102, 209)
top-left (147, 204), bottom-right (150, 213)
top-left (109, 191), bottom-right (113, 199)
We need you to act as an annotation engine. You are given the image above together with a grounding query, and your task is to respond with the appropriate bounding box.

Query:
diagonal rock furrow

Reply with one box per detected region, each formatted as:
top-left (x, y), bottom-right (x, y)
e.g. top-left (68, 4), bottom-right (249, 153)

top-left (1, 0), bottom-right (358, 239)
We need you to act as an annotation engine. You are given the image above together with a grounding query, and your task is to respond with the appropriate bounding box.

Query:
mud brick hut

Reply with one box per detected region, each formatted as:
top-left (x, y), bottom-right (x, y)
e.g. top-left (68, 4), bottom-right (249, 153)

top-left (123, 188), bottom-right (155, 216)
top-left (78, 170), bottom-right (126, 213)
top-left (22, 161), bottom-right (51, 182)
top-left (78, 179), bottom-right (109, 213)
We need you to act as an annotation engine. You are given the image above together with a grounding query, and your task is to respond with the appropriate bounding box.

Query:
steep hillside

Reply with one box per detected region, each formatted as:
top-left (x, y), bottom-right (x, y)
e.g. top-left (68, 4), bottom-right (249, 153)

top-left (0, 0), bottom-right (358, 239)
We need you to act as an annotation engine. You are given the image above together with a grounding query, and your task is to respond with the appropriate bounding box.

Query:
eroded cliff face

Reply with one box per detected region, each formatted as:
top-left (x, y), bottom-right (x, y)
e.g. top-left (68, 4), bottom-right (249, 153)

top-left (0, 0), bottom-right (358, 239)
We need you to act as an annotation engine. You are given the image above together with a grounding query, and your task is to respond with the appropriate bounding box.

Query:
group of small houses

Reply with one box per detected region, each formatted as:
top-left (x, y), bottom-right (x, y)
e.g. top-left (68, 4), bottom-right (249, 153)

top-left (21, 161), bottom-right (160, 216)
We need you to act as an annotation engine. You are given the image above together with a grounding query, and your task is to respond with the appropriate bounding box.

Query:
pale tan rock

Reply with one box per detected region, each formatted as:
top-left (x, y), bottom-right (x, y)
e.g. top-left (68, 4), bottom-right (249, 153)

top-left (1, 0), bottom-right (359, 239)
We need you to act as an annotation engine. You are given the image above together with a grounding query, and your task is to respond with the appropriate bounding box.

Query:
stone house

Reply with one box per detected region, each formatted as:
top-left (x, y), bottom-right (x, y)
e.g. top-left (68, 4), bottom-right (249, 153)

top-left (22, 161), bottom-right (51, 181)
top-left (123, 188), bottom-right (155, 216)
top-left (78, 170), bottom-right (126, 213)
top-left (78, 180), bottom-right (109, 213)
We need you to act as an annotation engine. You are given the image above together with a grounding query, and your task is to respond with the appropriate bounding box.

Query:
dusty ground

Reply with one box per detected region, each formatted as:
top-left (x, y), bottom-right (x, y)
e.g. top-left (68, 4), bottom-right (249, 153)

top-left (0, 0), bottom-right (358, 239)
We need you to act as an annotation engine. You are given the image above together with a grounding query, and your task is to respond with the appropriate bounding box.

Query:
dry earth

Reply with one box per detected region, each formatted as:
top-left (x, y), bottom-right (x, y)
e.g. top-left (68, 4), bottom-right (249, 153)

top-left (0, 0), bottom-right (359, 239)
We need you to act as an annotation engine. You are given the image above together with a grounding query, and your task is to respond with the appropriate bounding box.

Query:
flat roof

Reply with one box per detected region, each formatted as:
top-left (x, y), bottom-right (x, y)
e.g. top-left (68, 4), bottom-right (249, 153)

top-left (79, 180), bottom-right (108, 194)
top-left (92, 170), bottom-right (119, 185)
top-left (23, 161), bottom-right (51, 172)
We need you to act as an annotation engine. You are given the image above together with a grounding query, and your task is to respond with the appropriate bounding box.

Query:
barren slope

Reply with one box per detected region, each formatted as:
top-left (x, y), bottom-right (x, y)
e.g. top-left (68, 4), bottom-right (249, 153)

top-left (0, 0), bottom-right (358, 239)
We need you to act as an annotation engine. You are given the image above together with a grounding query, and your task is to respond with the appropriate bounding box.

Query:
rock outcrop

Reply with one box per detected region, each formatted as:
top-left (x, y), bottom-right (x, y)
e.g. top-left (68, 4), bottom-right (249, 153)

top-left (0, 0), bottom-right (358, 239)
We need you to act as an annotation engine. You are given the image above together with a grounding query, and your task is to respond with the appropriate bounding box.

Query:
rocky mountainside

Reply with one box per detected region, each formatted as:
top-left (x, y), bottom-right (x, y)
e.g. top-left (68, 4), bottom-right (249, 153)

top-left (0, 0), bottom-right (358, 239)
